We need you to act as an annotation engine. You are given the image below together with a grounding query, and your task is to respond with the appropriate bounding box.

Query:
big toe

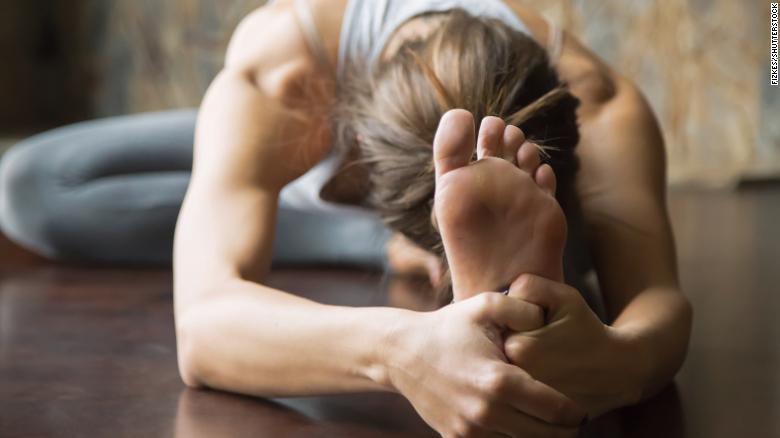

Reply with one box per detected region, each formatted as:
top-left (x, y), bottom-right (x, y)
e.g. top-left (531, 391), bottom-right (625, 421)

top-left (433, 109), bottom-right (476, 178)
top-left (476, 116), bottom-right (505, 160)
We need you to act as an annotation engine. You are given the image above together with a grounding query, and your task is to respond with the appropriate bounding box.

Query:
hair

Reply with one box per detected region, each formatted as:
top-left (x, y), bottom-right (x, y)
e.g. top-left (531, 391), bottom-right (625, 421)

top-left (334, 9), bottom-right (581, 300)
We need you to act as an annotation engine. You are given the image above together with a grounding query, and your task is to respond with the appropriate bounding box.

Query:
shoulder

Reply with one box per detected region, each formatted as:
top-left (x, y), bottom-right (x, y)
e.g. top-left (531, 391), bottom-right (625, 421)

top-left (575, 72), bottom-right (666, 220)
top-left (191, 1), bottom-right (350, 190)
top-left (500, 4), bottom-right (656, 148)
top-left (224, 0), bottom-right (346, 101)
top-left (224, 2), bottom-right (316, 99)
top-left (503, 3), bottom-right (667, 230)
top-left (503, 1), bottom-right (617, 112)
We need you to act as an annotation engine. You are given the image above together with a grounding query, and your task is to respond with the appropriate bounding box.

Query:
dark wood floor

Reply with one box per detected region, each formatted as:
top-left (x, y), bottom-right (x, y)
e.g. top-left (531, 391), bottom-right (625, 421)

top-left (1, 187), bottom-right (778, 438)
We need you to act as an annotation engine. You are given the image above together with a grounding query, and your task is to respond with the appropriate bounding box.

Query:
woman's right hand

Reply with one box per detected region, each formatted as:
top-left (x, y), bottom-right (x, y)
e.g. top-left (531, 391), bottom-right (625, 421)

top-left (381, 292), bottom-right (586, 437)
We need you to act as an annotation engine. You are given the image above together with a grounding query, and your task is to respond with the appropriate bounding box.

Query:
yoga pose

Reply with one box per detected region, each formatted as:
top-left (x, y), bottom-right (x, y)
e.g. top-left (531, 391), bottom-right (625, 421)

top-left (0, 0), bottom-right (691, 436)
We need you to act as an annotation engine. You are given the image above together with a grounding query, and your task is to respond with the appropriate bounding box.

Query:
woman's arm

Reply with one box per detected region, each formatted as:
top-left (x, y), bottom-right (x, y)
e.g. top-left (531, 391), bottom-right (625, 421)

top-left (173, 4), bottom-right (359, 391)
top-left (173, 3), bottom-right (585, 433)
top-left (497, 77), bottom-right (691, 417)
top-left (575, 74), bottom-right (693, 402)
top-left (507, 1), bottom-right (692, 400)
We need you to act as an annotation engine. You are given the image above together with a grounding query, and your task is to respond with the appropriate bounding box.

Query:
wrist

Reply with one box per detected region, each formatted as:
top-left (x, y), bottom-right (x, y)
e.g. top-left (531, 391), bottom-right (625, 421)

top-left (363, 307), bottom-right (424, 392)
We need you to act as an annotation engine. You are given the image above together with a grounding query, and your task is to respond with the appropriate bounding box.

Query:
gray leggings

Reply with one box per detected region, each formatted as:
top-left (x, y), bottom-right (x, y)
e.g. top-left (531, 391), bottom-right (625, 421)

top-left (0, 109), bottom-right (390, 268)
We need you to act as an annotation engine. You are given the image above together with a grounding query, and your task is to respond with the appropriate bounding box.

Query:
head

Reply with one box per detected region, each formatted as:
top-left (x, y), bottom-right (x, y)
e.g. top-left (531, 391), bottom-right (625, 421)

top-left (335, 9), bottom-right (580, 291)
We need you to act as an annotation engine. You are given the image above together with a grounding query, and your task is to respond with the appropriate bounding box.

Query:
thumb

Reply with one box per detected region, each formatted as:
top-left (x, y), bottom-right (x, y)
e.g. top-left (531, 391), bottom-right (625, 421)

top-left (508, 274), bottom-right (577, 323)
top-left (473, 293), bottom-right (545, 333)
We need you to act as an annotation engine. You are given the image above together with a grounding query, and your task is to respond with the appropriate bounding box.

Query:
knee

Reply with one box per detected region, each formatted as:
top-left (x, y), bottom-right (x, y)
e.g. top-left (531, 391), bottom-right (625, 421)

top-left (0, 140), bottom-right (60, 257)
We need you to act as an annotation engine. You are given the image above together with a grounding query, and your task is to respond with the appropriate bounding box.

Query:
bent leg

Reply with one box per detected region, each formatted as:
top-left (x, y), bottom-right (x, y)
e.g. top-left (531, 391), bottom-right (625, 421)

top-left (273, 205), bottom-right (391, 270)
top-left (0, 108), bottom-right (391, 268)
top-left (0, 110), bottom-right (196, 264)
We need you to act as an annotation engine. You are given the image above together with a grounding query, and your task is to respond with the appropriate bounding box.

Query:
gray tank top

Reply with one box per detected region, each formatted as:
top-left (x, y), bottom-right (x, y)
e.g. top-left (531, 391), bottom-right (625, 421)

top-left (283, 0), bottom-right (536, 218)
top-left (283, 0), bottom-right (555, 220)
top-left (336, 0), bottom-right (531, 79)
top-left (283, 0), bottom-right (605, 319)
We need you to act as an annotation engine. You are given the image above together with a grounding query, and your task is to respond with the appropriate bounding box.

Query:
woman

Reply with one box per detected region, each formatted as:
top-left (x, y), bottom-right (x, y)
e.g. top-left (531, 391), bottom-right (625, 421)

top-left (0, 0), bottom-right (691, 436)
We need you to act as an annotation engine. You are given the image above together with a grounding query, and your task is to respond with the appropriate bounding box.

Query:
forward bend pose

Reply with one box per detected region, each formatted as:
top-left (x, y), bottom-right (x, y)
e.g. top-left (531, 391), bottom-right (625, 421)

top-left (0, 0), bottom-right (691, 436)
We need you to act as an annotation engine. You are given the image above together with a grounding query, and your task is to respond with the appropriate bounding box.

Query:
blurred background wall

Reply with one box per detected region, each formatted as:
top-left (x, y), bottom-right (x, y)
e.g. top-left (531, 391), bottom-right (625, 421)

top-left (0, 0), bottom-right (777, 186)
top-left (525, 0), bottom-right (779, 185)
top-left (0, 1), bottom-right (95, 132)
top-left (0, 0), bottom-right (256, 132)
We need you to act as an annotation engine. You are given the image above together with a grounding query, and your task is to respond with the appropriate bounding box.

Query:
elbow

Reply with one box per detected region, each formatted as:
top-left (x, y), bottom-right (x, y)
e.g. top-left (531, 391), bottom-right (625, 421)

top-left (172, 275), bottom-right (250, 390)
top-left (663, 290), bottom-right (694, 383)
top-left (679, 292), bottom-right (694, 362)
top-left (679, 292), bottom-right (694, 345)
top-left (175, 309), bottom-right (208, 389)
top-left (177, 348), bottom-right (203, 389)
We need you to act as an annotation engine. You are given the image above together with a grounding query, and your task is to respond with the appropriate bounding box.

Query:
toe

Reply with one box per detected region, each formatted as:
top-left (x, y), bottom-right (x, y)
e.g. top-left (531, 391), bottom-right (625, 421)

top-left (434, 109), bottom-right (476, 178)
top-left (502, 125), bottom-right (525, 164)
top-left (476, 116), bottom-right (505, 160)
top-left (534, 163), bottom-right (557, 196)
top-left (516, 141), bottom-right (542, 174)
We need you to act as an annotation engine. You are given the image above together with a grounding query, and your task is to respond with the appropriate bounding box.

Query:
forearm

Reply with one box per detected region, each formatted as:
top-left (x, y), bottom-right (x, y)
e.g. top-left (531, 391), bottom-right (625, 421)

top-left (611, 286), bottom-right (692, 403)
top-left (175, 277), bottom-right (407, 397)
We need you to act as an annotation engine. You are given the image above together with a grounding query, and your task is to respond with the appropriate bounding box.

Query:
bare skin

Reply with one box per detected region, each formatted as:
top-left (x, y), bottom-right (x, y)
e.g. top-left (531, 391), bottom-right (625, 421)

top-left (433, 112), bottom-right (565, 299)
top-left (173, 0), bottom-right (692, 435)
top-left (431, 110), bottom-right (647, 419)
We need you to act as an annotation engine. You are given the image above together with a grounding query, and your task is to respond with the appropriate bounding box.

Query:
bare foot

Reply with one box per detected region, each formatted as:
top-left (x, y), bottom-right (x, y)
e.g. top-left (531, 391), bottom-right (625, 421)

top-left (432, 110), bottom-right (567, 301)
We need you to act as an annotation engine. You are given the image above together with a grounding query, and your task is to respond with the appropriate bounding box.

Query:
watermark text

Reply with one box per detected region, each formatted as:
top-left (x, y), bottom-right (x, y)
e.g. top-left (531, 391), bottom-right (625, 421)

top-left (772, 3), bottom-right (778, 85)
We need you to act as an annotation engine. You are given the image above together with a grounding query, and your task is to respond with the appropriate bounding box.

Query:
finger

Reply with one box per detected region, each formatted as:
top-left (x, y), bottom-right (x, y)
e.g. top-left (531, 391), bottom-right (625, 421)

top-left (473, 292), bottom-right (545, 332)
top-left (508, 274), bottom-right (577, 322)
top-left (495, 364), bottom-right (586, 427)
top-left (480, 404), bottom-right (580, 438)
top-left (502, 125), bottom-right (525, 164)
top-left (476, 116), bottom-right (505, 160)
top-left (503, 333), bottom-right (538, 369)
top-left (516, 141), bottom-right (541, 174)
top-left (434, 109), bottom-right (476, 178)
top-left (534, 163), bottom-right (557, 196)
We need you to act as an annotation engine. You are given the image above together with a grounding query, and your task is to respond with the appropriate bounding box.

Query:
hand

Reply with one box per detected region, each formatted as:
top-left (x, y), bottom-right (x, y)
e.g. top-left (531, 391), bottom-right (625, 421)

top-left (386, 232), bottom-right (444, 288)
top-left (384, 292), bottom-right (586, 437)
top-left (503, 274), bottom-right (644, 418)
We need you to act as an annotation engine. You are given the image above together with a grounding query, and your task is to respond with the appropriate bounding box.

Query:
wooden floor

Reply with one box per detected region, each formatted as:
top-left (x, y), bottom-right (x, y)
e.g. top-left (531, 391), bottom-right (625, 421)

top-left (1, 187), bottom-right (778, 438)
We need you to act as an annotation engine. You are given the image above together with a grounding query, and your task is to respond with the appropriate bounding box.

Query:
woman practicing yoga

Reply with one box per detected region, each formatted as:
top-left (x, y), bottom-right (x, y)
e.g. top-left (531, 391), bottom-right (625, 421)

top-left (0, 0), bottom-right (691, 436)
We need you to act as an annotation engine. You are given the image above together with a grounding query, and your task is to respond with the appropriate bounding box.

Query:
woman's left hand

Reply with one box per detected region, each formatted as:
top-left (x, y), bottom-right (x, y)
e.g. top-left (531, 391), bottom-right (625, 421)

top-left (503, 274), bottom-right (645, 419)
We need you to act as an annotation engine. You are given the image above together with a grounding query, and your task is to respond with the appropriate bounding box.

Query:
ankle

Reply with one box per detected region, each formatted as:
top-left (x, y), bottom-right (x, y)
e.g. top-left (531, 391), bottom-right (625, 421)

top-left (452, 276), bottom-right (509, 301)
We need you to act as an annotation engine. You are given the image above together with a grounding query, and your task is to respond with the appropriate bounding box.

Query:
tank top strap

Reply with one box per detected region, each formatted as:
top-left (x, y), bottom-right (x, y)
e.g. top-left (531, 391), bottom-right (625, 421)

top-left (546, 18), bottom-right (564, 67)
top-left (293, 0), bottom-right (335, 75)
